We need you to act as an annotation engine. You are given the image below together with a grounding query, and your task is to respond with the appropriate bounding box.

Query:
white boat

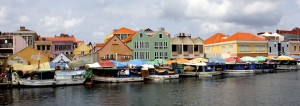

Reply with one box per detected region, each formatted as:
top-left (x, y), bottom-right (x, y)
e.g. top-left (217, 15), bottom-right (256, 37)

top-left (54, 70), bottom-right (86, 85)
top-left (14, 70), bottom-right (86, 87)
top-left (180, 62), bottom-right (222, 77)
top-left (91, 68), bottom-right (144, 83)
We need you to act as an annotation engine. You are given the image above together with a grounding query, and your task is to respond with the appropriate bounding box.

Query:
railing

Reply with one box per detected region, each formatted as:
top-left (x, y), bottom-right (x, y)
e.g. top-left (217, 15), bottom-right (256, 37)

top-left (0, 43), bottom-right (13, 48)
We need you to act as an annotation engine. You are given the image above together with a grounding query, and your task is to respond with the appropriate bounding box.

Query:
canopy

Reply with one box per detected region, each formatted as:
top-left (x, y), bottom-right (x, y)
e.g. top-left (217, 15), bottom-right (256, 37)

top-left (255, 56), bottom-right (267, 62)
top-left (110, 60), bottom-right (127, 68)
top-left (291, 55), bottom-right (300, 60)
top-left (86, 62), bottom-right (101, 68)
top-left (276, 56), bottom-right (295, 61)
top-left (99, 60), bottom-right (115, 68)
top-left (225, 57), bottom-right (242, 63)
top-left (166, 58), bottom-right (189, 64)
top-left (12, 62), bottom-right (53, 73)
top-left (209, 58), bottom-right (226, 64)
top-left (127, 59), bottom-right (147, 67)
top-left (142, 64), bottom-right (155, 69)
top-left (189, 58), bottom-right (208, 64)
top-left (184, 62), bottom-right (207, 66)
top-left (55, 70), bottom-right (86, 76)
top-left (68, 60), bottom-right (93, 68)
top-left (267, 56), bottom-right (276, 60)
top-left (241, 56), bottom-right (257, 62)
top-left (147, 59), bottom-right (167, 66)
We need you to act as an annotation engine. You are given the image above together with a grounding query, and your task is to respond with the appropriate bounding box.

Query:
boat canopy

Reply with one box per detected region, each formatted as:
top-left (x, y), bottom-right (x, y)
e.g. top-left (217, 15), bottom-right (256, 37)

top-left (86, 62), bottom-right (101, 68)
top-left (12, 62), bottom-right (53, 73)
top-left (110, 60), bottom-right (127, 68)
top-left (55, 70), bottom-right (86, 76)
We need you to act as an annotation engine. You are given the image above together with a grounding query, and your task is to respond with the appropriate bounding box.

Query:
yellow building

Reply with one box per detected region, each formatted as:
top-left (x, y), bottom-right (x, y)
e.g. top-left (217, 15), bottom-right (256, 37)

top-left (204, 32), bottom-right (268, 58)
top-left (7, 47), bottom-right (50, 65)
top-left (73, 43), bottom-right (90, 55)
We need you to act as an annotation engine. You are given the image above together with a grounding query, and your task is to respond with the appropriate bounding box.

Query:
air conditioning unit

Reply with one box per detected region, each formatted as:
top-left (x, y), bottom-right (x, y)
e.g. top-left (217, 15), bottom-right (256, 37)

top-left (101, 57), bottom-right (106, 60)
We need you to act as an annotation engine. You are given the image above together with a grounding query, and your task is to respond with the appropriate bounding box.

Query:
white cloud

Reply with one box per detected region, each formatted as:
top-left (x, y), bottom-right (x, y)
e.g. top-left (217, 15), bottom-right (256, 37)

top-left (186, 0), bottom-right (231, 19)
top-left (63, 18), bottom-right (84, 29)
top-left (243, 1), bottom-right (275, 15)
top-left (18, 15), bottom-right (30, 24)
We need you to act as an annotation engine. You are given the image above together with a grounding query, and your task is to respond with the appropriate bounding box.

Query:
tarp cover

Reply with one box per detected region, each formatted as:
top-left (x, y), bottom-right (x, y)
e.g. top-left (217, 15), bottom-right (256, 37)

top-left (86, 62), bottom-right (101, 68)
top-left (12, 62), bottom-right (53, 73)
top-left (55, 70), bottom-right (86, 76)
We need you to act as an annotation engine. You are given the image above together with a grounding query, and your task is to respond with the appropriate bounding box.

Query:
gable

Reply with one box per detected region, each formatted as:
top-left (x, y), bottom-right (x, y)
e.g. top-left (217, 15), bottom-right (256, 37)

top-left (193, 37), bottom-right (204, 45)
top-left (98, 35), bottom-right (132, 54)
top-left (74, 43), bottom-right (90, 51)
top-left (221, 32), bottom-right (265, 42)
top-left (171, 37), bottom-right (183, 44)
top-left (151, 30), bottom-right (171, 41)
top-left (132, 30), bottom-right (150, 41)
top-left (8, 47), bottom-right (50, 65)
top-left (182, 37), bottom-right (194, 45)
top-left (204, 33), bottom-right (227, 44)
top-left (51, 53), bottom-right (71, 63)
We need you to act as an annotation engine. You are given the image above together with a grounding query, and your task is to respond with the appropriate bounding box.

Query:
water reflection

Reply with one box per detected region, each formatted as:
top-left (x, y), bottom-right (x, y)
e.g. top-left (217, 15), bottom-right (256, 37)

top-left (2, 71), bottom-right (300, 106)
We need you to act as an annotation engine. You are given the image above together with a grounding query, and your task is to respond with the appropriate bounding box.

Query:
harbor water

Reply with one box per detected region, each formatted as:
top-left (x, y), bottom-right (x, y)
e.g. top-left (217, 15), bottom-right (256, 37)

top-left (1, 71), bottom-right (300, 106)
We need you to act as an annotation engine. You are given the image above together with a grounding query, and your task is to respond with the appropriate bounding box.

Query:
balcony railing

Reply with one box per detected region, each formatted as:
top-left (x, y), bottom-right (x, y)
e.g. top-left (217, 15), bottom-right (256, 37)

top-left (0, 43), bottom-right (13, 48)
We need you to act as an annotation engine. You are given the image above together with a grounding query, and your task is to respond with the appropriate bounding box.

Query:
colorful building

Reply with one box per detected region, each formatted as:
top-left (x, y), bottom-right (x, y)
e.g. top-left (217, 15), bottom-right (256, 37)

top-left (103, 27), bottom-right (136, 42)
top-left (7, 47), bottom-right (50, 65)
top-left (125, 28), bottom-right (171, 60)
top-left (98, 35), bottom-right (132, 62)
top-left (204, 32), bottom-right (268, 58)
top-left (39, 34), bottom-right (78, 58)
top-left (171, 33), bottom-right (204, 59)
top-left (13, 26), bottom-right (38, 48)
top-left (73, 43), bottom-right (90, 55)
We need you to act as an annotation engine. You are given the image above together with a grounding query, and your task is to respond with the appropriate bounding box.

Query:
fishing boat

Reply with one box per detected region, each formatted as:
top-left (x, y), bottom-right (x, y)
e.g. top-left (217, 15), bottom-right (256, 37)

top-left (91, 68), bottom-right (144, 83)
top-left (274, 56), bottom-right (299, 71)
top-left (222, 63), bottom-right (256, 74)
top-left (180, 62), bottom-right (221, 77)
top-left (15, 69), bottom-right (86, 87)
top-left (143, 65), bottom-right (179, 81)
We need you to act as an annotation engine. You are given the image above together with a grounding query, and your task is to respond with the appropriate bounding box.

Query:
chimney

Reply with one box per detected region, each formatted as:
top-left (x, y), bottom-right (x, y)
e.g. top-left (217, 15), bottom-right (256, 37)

top-left (159, 27), bottom-right (165, 31)
top-left (20, 26), bottom-right (26, 30)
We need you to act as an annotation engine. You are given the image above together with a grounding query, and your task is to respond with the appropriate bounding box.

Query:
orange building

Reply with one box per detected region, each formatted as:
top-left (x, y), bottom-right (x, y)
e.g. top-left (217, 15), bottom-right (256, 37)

top-left (98, 35), bottom-right (132, 62)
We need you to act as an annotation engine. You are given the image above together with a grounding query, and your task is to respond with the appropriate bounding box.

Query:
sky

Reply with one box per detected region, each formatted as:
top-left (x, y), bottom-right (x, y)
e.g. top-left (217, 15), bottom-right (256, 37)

top-left (0, 0), bottom-right (300, 43)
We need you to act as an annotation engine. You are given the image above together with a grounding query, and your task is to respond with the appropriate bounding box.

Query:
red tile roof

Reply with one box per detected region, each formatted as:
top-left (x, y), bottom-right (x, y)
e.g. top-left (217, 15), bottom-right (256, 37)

top-left (113, 27), bottom-right (136, 34)
top-left (95, 43), bottom-right (104, 47)
top-left (204, 33), bottom-right (227, 44)
top-left (277, 27), bottom-right (300, 35)
top-left (40, 37), bottom-right (77, 42)
top-left (123, 32), bottom-right (137, 43)
top-left (99, 60), bottom-right (114, 67)
top-left (221, 32), bottom-right (265, 42)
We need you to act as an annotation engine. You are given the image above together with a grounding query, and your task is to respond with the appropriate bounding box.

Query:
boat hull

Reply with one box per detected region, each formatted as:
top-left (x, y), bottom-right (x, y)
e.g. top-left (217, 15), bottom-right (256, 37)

top-left (145, 74), bottom-right (179, 81)
top-left (180, 72), bottom-right (221, 77)
top-left (198, 72), bottom-right (221, 77)
top-left (92, 76), bottom-right (144, 83)
top-left (18, 79), bottom-right (56, 87)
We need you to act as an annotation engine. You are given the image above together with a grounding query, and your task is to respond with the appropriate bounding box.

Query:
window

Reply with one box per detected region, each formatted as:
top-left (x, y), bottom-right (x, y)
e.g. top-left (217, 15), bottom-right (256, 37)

top-left (81, 51), bottom-right (84, 54)
top-left (154, 42), bottom-right (158, 49)
top-left (172, 45), bottom-right (177, 52)
top-left (47, 45), bottom-right (51, 50)
top-left (287, 44), bottom-right (289, 47)
top-left (145, 52), bottom-right (150, 60)
top-left (274, 44), bottom-right (276, 47)
top-left (194, 45), bottom-right (199, 52)
top-left (229, 45), bottom-right (233, 52)
top-left (164, 52), bottom-right (168, 59)
top-left (134, 52), bottom-right (139, 59)
top-left (37, 45), bottom-right (41, 50)
top-left (140, 33), bottom-right (143, 38)
top-left (159, 34), bottom-right (163, 38)
top-left (238, 45), bottom-right (250, 52)
top-left (269, 47), bottom-right (272, 53)
top-left (199, 45), bottom-right (203, 53)
top-left (155, 52), bottom-right (159, 59)
top-left (140, 52), bottom-right (144, 59)
top-left (222, 46), bottom-right (226, 52)
top-left (42, 45), bottom-right (45, 50)
top-left (183, 45), bottom-right (188, 52)
top-left (294, 46), bottom-right (297, 52)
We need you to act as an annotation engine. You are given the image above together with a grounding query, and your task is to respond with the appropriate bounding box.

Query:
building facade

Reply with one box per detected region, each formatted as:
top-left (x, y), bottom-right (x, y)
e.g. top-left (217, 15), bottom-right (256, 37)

top-left (171, 33), bottom-right (204, 59)
top-left (98, 35), bottom-right (132, 62)
top-left (73, 43), bottom-right (90, 55)
top-left (13, 26), bottom-right (38, 48)
top-left (39, 34), bottom-right (78, 58)
top-left (204, 32), bottom-right (268, 58)
top-left (7, 47), bottom-right (50, 65)
top-left (125, 28), bottom-right (171, 60)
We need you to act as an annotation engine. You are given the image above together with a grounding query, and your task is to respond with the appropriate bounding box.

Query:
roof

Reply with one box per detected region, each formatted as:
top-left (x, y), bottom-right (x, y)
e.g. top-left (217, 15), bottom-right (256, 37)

top-left (98, 35), bottom-right (132, 52)
top-left (221, 32), bottom-right (265, 42)
top-left (123, 32), bottom-right (137, 43)
top-left (40, 37), bottom-right (77, 42)
top-left (204, 33), bottom-right (227, 44)
top-left (95, 43), bottom-right (104, 47)
top-left (113, 27), bottom-right (136, 34)
top-left (99, 60), bottom-right (114, 68)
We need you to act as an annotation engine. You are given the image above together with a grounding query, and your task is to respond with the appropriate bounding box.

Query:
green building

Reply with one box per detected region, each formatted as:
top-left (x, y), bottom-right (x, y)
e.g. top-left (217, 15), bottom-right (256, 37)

top-left (124, 28), bottom-right (171, 60)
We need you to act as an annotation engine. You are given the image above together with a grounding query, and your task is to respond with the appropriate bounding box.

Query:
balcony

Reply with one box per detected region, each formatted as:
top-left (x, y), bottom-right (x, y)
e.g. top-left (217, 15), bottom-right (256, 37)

top-left (0, 43), bottom-right (13, 48)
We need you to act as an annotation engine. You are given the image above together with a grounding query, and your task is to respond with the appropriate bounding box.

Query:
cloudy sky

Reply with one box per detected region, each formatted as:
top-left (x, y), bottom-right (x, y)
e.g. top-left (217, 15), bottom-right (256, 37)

top-left (0, 0), bottom-right (300, 43)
